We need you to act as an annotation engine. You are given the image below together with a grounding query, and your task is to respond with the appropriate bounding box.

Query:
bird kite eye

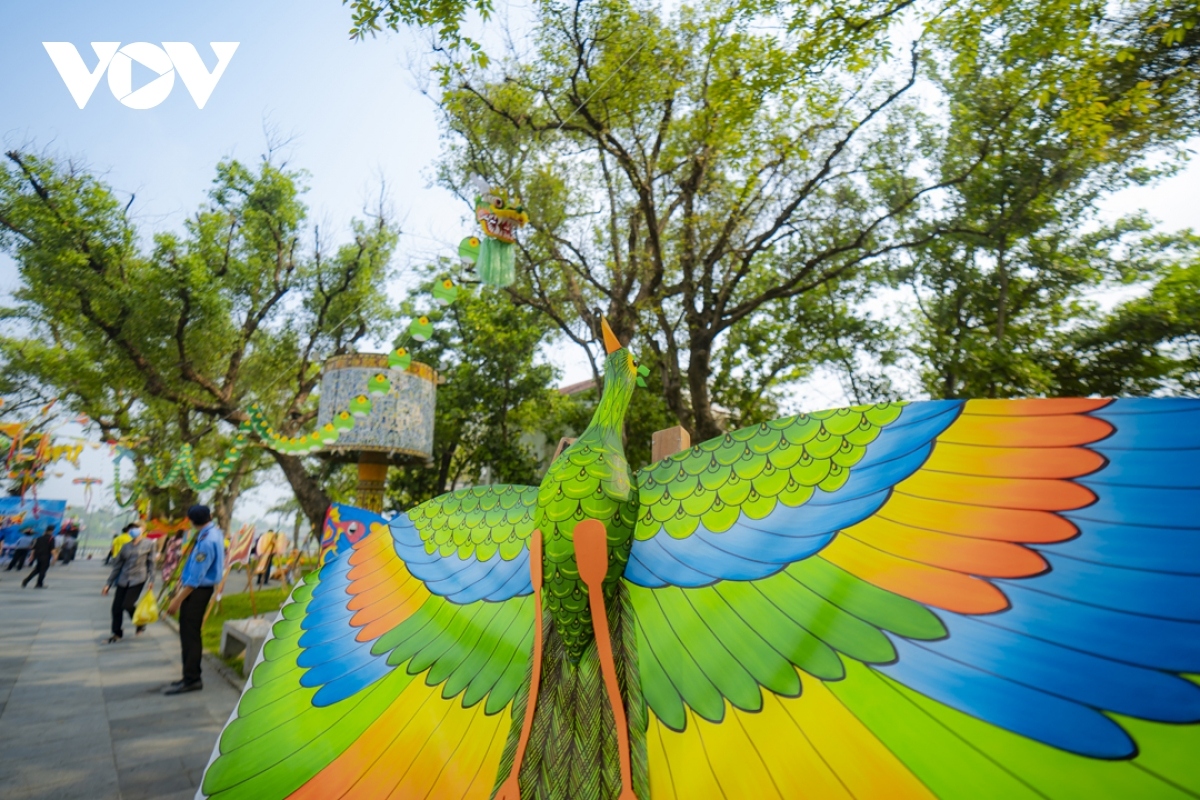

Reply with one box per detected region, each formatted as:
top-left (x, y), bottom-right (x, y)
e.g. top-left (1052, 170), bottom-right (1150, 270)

top-left (492, 197), bottom-right (505, 209)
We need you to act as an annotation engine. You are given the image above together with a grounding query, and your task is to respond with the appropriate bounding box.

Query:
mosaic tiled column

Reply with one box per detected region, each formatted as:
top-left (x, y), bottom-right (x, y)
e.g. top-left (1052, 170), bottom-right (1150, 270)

top-left (316, 354), bottom-right (436, 511)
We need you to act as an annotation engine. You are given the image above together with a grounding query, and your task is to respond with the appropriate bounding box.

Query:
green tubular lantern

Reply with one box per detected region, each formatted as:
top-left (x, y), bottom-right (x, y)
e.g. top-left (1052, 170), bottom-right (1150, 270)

top-left (408, 316), bottom-right (433, 342)
top-left (348, 395), bottom-right (373, 418)
top-left (367, 373), bottom-right (391, 397)
top-left (432, 278), bottom-right (459, 306)
top-left (388, 347), bottom-right (411, 371)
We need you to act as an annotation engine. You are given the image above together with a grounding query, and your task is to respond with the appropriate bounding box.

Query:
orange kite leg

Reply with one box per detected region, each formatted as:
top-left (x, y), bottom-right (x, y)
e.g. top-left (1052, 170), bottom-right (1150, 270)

top-left (495, 529), bottom-right (545, 800)
top-left (575, 518), bottom-right (638, 800)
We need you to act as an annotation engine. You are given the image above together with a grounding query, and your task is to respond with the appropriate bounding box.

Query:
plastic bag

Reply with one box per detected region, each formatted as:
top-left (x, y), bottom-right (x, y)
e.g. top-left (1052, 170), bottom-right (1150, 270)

top-left (132, 586), bottom-right (160, 626)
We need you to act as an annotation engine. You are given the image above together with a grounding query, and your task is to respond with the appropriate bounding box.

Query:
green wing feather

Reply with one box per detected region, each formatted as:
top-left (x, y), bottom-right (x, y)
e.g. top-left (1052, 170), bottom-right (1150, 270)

top-left (630, 556), bottom-right (945, 730)
top-left (409, 484), bottom-right (539, 562)
top-left (202, 504), bottom-right (537, 800)
top-left (635, 402), bottom-right (905, 541)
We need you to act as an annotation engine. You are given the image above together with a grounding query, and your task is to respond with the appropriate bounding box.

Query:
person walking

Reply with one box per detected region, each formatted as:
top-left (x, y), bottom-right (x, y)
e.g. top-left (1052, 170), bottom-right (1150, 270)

top-left (254, 529), bottom-right (279, 587)
top-left (164, 505), bottom-right (223, 695)
top-left (109, 525), bottom-right (134, 562)
top-left (21, 526), bottom-right (56, 588)
top-left (60, 532), bottom-right (78, 564)
top-left (6, 529), bottom-right (34, 571)
top-left (102, 522), bottom-right (155, 643)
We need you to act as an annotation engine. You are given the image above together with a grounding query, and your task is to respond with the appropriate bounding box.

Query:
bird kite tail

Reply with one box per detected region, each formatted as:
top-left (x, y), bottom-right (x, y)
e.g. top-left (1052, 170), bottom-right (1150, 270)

top-left (494, 584), bottom-right (648, 800)
top-left (490, 613), bottom-right (546, 800)
top-left (614, 581), bottom-right (650, 799)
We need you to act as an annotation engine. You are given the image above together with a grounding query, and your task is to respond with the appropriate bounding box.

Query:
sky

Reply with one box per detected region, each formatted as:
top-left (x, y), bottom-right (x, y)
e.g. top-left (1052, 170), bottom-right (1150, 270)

top-left (1, 0), bottom-right (1197, 520)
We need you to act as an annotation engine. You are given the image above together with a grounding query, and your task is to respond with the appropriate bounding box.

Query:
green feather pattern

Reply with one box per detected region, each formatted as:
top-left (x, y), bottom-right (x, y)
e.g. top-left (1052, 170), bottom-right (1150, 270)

top-left (493, 580), bottom-right (650, 800)
top-left (201, 553), bottom-right (536, 800)
top-left (630, 555), bottom-right (947, 731)
top-left (635, 402), bottom-right (905, 540)
top-left (409, 484), bottom-right (540, 562)
top-left (538, 349), bottom-right (640, 662)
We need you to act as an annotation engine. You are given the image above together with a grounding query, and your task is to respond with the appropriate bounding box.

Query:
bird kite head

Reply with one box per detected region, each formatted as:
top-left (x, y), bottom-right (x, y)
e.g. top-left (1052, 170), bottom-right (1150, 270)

top-left (600, 318), bottom-right (651, 396)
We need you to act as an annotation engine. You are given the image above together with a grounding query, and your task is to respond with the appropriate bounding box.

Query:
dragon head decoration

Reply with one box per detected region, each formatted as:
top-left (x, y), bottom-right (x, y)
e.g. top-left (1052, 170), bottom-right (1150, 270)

top-left (474, 187), bottom-right (527, 244)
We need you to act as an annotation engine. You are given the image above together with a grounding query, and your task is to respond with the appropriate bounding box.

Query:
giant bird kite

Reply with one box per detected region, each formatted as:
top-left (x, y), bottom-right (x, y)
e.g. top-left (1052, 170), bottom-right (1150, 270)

top-left (200, 320), bottom-right (1200, 799)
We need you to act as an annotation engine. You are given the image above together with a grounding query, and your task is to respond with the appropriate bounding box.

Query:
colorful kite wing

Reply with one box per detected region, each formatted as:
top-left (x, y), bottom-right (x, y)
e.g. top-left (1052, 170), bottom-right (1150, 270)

top-left (629, 397), bottom-right (1200, 798)
top-left (200, 489), bottom-right (541, 800)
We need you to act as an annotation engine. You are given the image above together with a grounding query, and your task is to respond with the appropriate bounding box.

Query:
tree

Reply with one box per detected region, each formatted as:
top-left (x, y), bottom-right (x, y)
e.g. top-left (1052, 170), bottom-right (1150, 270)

top-left (0, 150), bottom-right (399, 531)
top-left (896, 0), bottom-right (1200, 399)
top-left (342, 0), bottom-right (1200, 431)
top-left (387, 264), bottom-right (569, 507)
top-left (431, 0), bottom-right (988, 441)
top-left (1054, 233), bottom-right (1200, 396)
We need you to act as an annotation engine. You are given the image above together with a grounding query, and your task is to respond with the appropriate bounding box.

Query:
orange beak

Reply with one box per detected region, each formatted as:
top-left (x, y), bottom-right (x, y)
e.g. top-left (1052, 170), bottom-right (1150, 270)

top-left (601, 317), bottom-right (622, 354)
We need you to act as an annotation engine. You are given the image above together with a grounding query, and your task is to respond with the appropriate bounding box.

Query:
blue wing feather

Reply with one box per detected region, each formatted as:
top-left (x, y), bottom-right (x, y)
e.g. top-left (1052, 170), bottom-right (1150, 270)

top-left (1044, 517), bottom-right (1200, 574)
top-left (627, 401), bottom-right (960, 588)
top-left (625, 491), bottom-right (890, 587)
top-left (1076, 482), bottom-right (1200, 528)
top-left (389, 513), bottom-right (532, 603)
top-left (981, 581), bottom-right (1200, 672)
top-left (1089, 401), bottom-right (1200, 448)
top-left (912, 612), bottom-right (1200, 722)
top-left (998, 553), bottom-right (1200, 622)
top-left (870, 397), bottom-right (1200, 757)
top-left (1083, 447), bottom-right (1200, 488)
top-left (881, 635), bottom-right (1138, 758)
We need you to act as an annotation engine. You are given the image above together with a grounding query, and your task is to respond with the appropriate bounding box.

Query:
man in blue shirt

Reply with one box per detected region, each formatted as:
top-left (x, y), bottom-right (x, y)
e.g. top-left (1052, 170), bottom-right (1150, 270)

top-left (164, 505), bottom-right (224, 694)
top-left (6, 529), bottom-right (34, 571)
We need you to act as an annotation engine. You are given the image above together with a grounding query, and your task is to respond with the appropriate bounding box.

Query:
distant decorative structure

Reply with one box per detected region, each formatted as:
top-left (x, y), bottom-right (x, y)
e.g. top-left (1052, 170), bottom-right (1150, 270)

top-left (316, 353), bottom-right (436, 512)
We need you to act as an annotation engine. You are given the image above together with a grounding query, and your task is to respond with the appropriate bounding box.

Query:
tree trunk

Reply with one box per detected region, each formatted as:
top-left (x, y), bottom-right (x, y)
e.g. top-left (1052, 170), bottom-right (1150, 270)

top-left (270, 451), bottom-right (331, 535)
top-left (435, 442), bottom-right (458, 497)
top-left (147, 486), bottom-right (197, 522)
top-left (687, 341), bottom-right (724, 442)
top-left (995, 245), bottom-right (1009, 342)
top-left (646, 338), bottom-right (694, 436)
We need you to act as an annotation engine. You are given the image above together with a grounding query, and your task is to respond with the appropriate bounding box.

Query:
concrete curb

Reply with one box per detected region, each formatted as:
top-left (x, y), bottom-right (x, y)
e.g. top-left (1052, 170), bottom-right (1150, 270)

top-left (161, 613), bottom-right (247, 692)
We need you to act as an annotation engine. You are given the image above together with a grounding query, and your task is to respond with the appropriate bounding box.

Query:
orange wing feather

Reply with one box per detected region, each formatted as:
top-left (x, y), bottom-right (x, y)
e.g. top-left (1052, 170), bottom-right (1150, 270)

top-left (824, 398), bottom-right (1113, 614)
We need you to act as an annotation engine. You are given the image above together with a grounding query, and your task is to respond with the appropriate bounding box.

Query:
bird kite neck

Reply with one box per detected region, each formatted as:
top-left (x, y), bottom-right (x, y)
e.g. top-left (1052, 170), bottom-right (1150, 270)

top-left (586, 378), bottom-right (633, 446)
top-left (580, 417), bottom-right (623, 450)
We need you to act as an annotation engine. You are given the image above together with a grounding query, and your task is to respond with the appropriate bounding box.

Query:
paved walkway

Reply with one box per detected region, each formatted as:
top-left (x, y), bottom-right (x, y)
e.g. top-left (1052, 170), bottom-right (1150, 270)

top-left (0, 557), bottom-right (240, 800)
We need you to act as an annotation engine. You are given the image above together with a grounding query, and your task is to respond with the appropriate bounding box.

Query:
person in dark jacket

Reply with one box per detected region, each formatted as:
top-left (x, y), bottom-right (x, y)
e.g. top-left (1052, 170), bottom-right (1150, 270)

top-left (102, 523), bottom-right (155, 642)
top-left (22, 527), bottom-right (56, 588)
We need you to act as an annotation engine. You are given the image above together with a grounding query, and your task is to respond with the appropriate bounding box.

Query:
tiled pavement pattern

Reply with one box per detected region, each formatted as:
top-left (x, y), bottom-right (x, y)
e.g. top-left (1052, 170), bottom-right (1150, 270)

top-left (0, 557), bottom-right (240, 800)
